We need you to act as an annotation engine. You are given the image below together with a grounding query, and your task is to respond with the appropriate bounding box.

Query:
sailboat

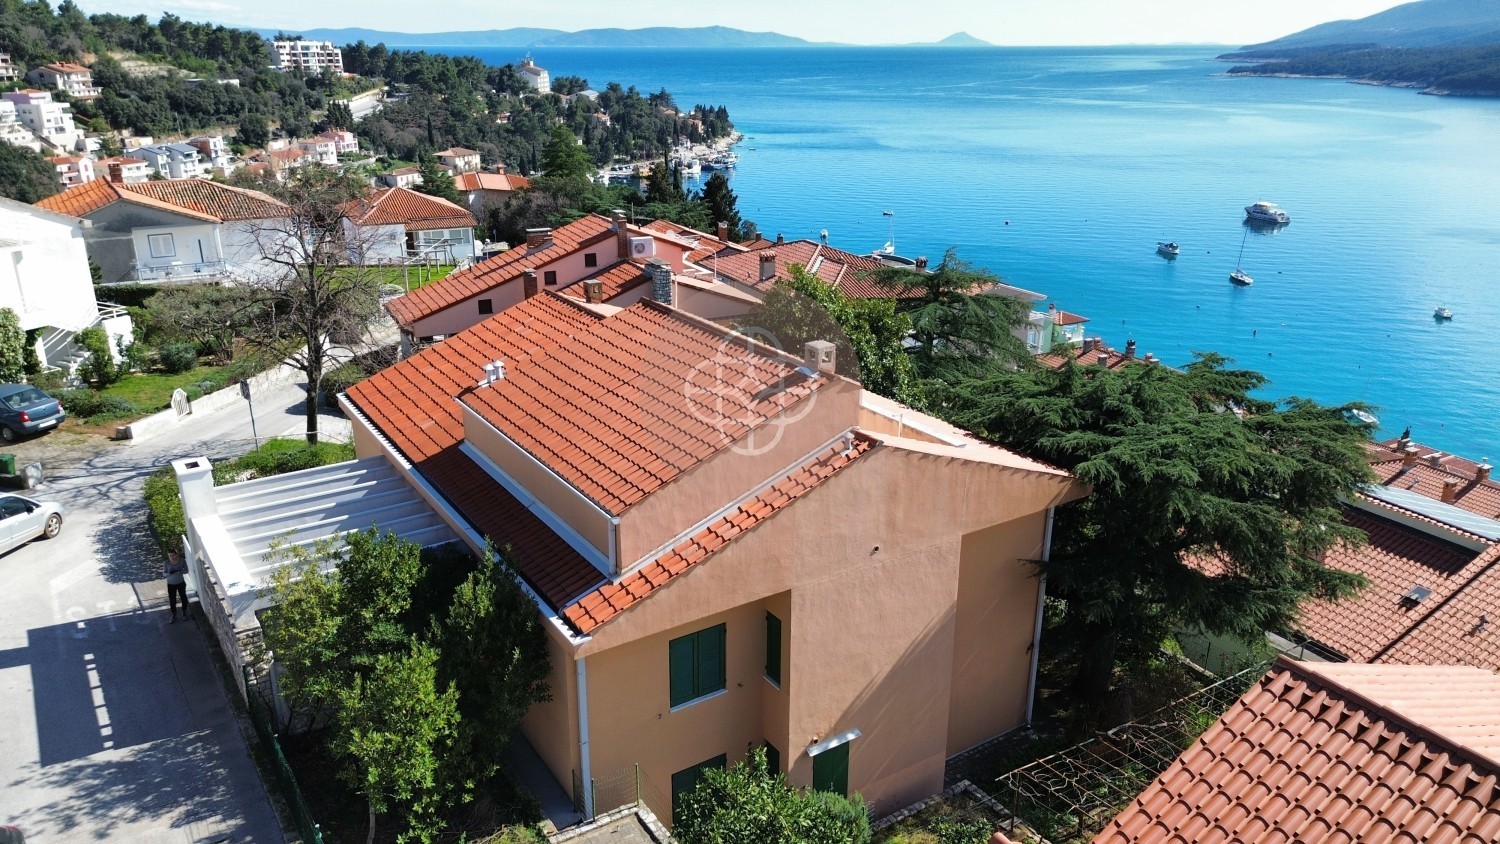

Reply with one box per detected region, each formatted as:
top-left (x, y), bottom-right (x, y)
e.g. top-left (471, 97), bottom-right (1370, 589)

top-left (1229, 227), bottom-right (1253, 286)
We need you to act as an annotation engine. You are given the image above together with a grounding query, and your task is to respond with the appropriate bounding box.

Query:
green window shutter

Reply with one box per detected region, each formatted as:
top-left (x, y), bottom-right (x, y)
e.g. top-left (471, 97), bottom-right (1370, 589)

top-left (669, 634), bottom-right (696, 707)
top-left (765, 612), bottom-right (782, 684)
top-left (671, 754), bottom-right (728, 826)
top-left (702, 623), bottom-right (726, 693)
top-left (813, 742), bottom-right (850, 797)
top-left (763, 740), bottom-right (780, 775)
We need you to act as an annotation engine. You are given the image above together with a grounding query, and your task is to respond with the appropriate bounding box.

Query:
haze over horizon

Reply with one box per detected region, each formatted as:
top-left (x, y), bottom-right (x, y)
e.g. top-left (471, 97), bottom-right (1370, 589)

top-left (78, 0), bottom-right (1411, 46)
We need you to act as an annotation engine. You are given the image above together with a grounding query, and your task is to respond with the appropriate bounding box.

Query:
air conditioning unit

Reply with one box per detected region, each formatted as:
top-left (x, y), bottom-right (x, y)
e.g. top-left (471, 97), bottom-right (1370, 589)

top-left (629, 236), bottom-right (655, 258)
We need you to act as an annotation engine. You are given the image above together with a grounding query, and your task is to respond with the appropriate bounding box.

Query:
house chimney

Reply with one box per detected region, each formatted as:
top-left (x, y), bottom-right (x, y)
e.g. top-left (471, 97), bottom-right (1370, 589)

top-left (915, 256), bottom-right (928, 269)
top-left (1441, 478), bottom-right (1460, 503)
top-left (479, 359), bottom-right (506, 387)
top-left (1125, 339), bottom-right (1137, 360)
top-left (1427, 452), bottom-right (1446, 469)
top-left (613, 209), bottom-right (630, 259)
top-left (1144, 352), bottom-right (1156, 363)
top-left (107, 161), bottom-right (123, 184)
top-left (1478, 462), bottom-right (1492, 483)
top-left (775, 233), bottom-right (785, 245)
top-left (758, 250), bottom-right (777, 282)
top-left (716, 220), bottom-right (729, 241)
top-left (1095, 353), bottom-right (1109, 366)
top-left (523, 269), bottom-right (539, 299)
top-left (1081, 337), bottom-right (1097, 355)
top-left (647, 258), bottom-right (673, 305)
top-left (804, 340), bottom-right (837, 374)
top-left (1403, 445), bottom-right (1420, 467)
top-left (525, 227), bottom-right (552, 249)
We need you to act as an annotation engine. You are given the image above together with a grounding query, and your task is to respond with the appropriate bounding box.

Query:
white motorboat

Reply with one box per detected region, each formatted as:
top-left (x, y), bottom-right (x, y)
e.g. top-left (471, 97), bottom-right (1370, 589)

top-left (677, 157), bottom-right (701, 177)
top-left (1156, 241), bottom-right (1180, 257)
top-left (1345, 409), bottom-right (1380, 427)
top-left (1434, 306), bottom-right (1453, 320)
top-left (1245, 201), bottom-right (1290, 224)
top-left (1229, 269), bottom-right (1254, 286)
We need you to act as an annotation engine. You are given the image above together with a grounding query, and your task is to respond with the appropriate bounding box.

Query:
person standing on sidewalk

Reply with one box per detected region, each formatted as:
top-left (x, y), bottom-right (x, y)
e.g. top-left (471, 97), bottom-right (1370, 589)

top-left (165, 551), bottom-right (190, 624)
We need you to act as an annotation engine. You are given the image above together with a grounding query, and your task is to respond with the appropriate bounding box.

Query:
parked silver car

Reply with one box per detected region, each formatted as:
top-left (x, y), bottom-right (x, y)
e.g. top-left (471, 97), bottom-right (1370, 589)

top-left (0, 493), bottom-right (63, 555)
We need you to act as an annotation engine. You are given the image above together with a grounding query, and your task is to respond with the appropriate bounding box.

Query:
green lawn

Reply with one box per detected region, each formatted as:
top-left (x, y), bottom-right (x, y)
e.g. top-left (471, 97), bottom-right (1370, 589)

top-left (98, 364), bottom-right (230, 411)
top-left (366, 263), bottom-right (456, 293)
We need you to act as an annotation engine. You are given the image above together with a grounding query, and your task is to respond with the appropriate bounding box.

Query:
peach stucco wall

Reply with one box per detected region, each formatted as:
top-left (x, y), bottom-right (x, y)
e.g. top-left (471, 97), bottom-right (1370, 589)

top-left (947, 513), bottom-right (1047, 755)
top-left (562, 442), bottom-right (1081, 819)
top-left (521, 617), bottom-right (583, 799)
top-left (410, 243), bottom-right (617, 339)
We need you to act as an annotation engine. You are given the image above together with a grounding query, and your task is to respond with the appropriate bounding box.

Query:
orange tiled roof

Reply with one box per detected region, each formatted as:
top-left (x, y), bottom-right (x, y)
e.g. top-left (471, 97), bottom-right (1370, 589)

top-left (345, 293), bottom-right (609, 608)
top-left (712, 240), bottom-right (903, 299)
top-left (461, 301), bottom-right (829, 515)
top-left (1037, 344), bottom-right (1136, 370)
top-left (558, 260), bottom-right (651, 303)
top-left (126, 180), bottom-right (288, 221)
top-left (345, 187), bottom-right (476, 232)
top-left (563, 435), bottom-right (873, 633)
top-left (1094, 657), bottom-right (1500, 844)
top-left (1053, 309), bottom-right (1089, 326)
top-left (1367, 439), bottom-right (1500, 519)
top-left (453, 172), bottom-right (530, 192)
top-left (1294, 506), bottom-right (1493, 662)
top-left (35, 179), bottom-right (213, 222)
top-left (436, 146), bottom-right (479, 157)
top-left (386, 214), bottom-right (616, 325)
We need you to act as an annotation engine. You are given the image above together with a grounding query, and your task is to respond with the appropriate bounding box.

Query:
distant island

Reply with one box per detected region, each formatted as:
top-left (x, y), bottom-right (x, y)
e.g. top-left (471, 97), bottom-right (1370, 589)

top-left (1219, 0), bottom-right (1500, 97)
top-left (258, 25), bottom-right (990, 49)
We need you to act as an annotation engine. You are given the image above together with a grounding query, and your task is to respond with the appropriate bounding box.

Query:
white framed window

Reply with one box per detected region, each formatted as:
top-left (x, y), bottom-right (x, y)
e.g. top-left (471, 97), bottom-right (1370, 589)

top-left (146, 233), bottom-right (176, 259)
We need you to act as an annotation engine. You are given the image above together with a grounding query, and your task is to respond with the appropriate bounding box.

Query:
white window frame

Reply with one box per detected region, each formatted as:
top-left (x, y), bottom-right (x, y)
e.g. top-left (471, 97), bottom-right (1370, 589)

top-left (146, 233), bottom-right (176, 259)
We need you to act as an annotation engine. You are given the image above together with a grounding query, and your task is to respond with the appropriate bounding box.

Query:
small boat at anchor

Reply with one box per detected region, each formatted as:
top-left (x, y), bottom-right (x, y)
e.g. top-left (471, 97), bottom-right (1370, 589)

top-left (1156, 241), bottom-right (1180, 257)
top-left (1229, 227), bottom-right (1253, 285)
top-left (1245, 201), bottom-right (1291, 224)
top-left (1434, 306), bottom-right (1453, 320)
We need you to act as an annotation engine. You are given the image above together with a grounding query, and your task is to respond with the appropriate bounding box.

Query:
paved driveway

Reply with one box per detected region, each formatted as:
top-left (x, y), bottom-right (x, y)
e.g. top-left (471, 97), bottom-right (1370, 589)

top-left (0, 368), bottom-right (349, 842)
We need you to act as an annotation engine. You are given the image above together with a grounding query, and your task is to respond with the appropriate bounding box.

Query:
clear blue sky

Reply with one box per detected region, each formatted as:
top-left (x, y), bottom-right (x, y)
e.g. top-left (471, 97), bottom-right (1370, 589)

top-left (80, 0), bottom-right (1409, 46)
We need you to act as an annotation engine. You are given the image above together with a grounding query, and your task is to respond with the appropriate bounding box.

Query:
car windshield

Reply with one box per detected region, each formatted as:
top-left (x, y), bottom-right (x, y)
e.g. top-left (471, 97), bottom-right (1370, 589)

top-left (3, 388), bottom-right (48, 409)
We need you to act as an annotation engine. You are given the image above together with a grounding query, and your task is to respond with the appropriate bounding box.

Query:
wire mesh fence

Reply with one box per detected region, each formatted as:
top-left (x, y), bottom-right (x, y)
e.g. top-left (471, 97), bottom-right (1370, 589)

top-left (243, 665), bottom-right (324, 844)
top-left (992, 661), bottom-right (1271, 843)
top-left (586, 763), bottom-right (673, 824)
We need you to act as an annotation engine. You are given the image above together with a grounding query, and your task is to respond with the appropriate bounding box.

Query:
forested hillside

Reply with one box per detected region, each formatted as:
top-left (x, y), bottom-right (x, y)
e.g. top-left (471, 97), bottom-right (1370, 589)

top-left (1226, 44), bottom-right (1500, 95)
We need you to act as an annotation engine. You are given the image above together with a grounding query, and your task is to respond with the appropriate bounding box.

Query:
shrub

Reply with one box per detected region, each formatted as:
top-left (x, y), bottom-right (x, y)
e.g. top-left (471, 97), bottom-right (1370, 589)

top-left (0, 308), bottom-right (25, 382)
top-left (74, 326), bottom-right (118, 387)
top-left (676, 749), bottom-right (871, 844)
top-left (57, 388), bottom-right (140, 421)
top-left (143, 467), bottom-right (186, 555)
top-left (29, 369), bottom-right (66, 393)
top-left (320, 361), bottom-right (366, 407)
top-left (159, 342), bottom-right (199, 374)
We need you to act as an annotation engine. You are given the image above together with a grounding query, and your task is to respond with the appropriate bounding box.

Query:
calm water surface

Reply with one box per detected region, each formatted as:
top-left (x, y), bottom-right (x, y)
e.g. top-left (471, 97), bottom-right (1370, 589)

top-left (434, 45), bottom-right (1500, 459)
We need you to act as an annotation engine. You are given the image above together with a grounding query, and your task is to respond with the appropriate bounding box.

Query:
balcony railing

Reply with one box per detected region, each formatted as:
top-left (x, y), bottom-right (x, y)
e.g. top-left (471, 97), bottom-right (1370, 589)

top-left (127, 260), bottom-right (231, 281)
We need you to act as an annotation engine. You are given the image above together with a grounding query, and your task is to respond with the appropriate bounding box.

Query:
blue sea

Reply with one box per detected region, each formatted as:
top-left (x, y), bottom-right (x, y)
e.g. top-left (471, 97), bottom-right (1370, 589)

top-left (429, 45), bottom-right (1500, 459)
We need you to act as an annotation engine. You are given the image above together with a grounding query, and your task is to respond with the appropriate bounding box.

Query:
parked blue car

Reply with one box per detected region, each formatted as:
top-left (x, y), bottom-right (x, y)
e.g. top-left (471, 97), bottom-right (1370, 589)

top-left (0, 383), bottom-right (67, 443)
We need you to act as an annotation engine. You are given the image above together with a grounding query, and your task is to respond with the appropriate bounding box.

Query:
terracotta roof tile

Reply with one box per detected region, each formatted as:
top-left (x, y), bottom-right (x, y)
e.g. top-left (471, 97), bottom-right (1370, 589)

top-left (454, 172), bottom-right (531, 192)
top-left (562, 435), bottom-right (872, 633)
top-left (1366, 439), bottom-right (1500, 520)
top-left (1037, 343), bottom-right (1142, 370)
top-left (387, 214), bottom-right (616, 325)
top-left (1053, 309), bottom-right (1090, 325)
top-left (1094, 658), bottom-right (1500, 844)
top-left (460, 301), bottom-right (828, 515)
top-left (346, 187), bottom-right (476, 232)
top-left (36, 178), bottom-right (289, 222)
top-left (711, 240), bottom-right (904, 299)
top-left (641, 219), bottom-right (746, 265)
top-left (558, 260), bottom-right (651, 303)
top-left (345, 293), bottom-right (608, 609)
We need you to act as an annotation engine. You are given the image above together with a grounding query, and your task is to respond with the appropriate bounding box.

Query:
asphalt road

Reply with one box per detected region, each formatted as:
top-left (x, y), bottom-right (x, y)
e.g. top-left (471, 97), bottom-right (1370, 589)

top-left (0, 365), bottom-right (350, 843)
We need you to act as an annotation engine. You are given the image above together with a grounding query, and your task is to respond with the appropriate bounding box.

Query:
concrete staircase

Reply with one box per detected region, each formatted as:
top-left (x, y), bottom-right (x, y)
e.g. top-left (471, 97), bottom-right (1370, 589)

top-left (215, 457), bottom-right (458, 579)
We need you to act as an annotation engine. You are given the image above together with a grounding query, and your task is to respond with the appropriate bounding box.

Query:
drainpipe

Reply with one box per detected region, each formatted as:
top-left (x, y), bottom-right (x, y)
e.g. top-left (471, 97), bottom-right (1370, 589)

top-left (576, 656), bottom-right (594, 819)
top-left (1025, 507), bottom-right (1055, 727)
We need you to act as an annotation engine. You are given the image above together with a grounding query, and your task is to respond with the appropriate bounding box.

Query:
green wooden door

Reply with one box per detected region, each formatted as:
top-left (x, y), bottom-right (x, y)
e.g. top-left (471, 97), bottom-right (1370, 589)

top-left (812, 742), bottom-right (849, 796)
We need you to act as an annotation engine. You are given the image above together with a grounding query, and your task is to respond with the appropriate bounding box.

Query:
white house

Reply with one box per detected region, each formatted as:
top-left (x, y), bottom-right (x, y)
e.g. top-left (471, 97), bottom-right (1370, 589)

top-left (435, 146), bottom-right (480, 174)
top-left (314, 129), bottom-right (358, 154)
top-left (137, 143), bottom-right (210, 180)
top-left (26, 62), bottom-right (100, 99)
top-left (294, 136), bottom-right (338, 166)
top-left (271, 40), bottom-right (344, 74)
top-left (518, 56), bottom-right (550, 93)
top-left (0, 197), bottom-right (132, 371)
top-left (95, 156), bottom-right (152, 183)
top-left (0, 100), bottom-right (42, 152)
top-left (36, 177), bottom-right (294, 285)
top-left (1, 90), bottom-right (81, 151)
top-left (341, 187), bottom-right (478, 265)
top-left (188, 135), bottom-right (233, 170)
top-left (0, 53), bottom-right (19, 85)
top-left (377, 167), bottom-right (422, 189)
top-left (49, 155), bottom-right (95, 188)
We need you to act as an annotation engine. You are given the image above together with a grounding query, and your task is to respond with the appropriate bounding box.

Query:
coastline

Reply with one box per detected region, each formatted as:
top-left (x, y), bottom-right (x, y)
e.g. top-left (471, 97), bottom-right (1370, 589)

top-left (1220, 68), bottom-right (1497, 98)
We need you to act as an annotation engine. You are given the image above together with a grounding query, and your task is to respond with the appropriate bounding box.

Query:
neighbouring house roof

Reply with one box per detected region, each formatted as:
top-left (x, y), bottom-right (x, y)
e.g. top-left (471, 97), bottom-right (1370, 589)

top-left (385, 214), bottom-right (616, 325)
top-left (1052, 309), bottom-right (1089, 325)
top-left (557, 260), bottom-right (651, 303)
top-left (712, 240), bottom-right (902, 299)
top-left (42, 62), bottom-right (90, 74)
top-left (1293, 505), bottom-right (1496, 663)
top-left (563, 435), bottom-right (873, 633)
top-left (1094, 657), bottom-right (1500, 844)
top-left (345, 293), bottom-right (610, 608)
top-left (36, 178), bottom-right (287, 223)
top-left (386, 166), bottom-right (419, 176)
top-left (641, 219), bottom-right (745, 265)
top-left (1036, 343), bottom-right (1146, 370)
top-left (459, 300), bottom-right (830, 516)
top-left (1367, 438), bottom-right (1500, 519)
top-left (345, 187), bottom-right (476, 233)
top-left (436, 146), bottom-right (479, 157)
top-left (453, 172), bottom-right (531, 192)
